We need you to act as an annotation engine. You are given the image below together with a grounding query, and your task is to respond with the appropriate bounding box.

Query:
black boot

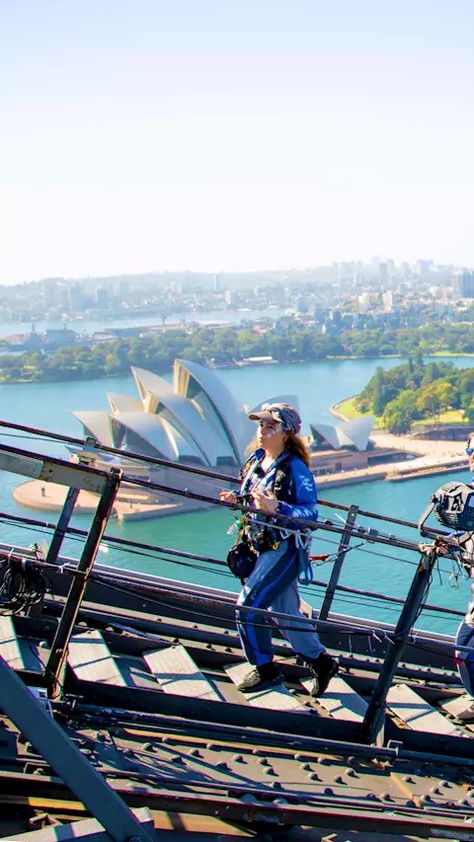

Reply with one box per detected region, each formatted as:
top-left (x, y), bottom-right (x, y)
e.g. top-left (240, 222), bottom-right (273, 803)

top-left (456, 703), bottom-right (474, 723)
top-left (305, 652), bottom-right (339, 697)
top-left (238, 661), bottom-right (284, 693)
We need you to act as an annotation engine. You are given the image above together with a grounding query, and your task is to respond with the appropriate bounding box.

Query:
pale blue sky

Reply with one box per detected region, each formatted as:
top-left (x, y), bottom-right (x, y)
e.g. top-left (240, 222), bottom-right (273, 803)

top-left (1, 1), bottom-right (473, 283)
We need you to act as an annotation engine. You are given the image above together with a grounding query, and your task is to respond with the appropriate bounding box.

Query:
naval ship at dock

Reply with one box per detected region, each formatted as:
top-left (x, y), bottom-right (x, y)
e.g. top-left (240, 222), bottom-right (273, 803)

top-left (1, 418), bottom-right (474, 841)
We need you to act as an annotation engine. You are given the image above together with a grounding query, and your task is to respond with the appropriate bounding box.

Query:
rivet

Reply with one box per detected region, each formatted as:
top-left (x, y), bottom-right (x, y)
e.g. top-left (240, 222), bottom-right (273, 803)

top-left (323, 786), bottom-right (333, 795)
top-left (366, 792), bottom-right (379, 801)
top-left (216, 761), bottom-right (228, 770)
top-left (258, 757), bottom-right (270, 766)
top-left (143, 742), bottom-right (153, 752)
top-left (232, 754), bottom-right (245, 763)
top-left (307, 771), bottom-right (319, 781)
top-left (334, 775), bottom-right (345, 784)
top-left (318, 756), bottom-right (329, 765)
top-left (381, 792), bottom-right (392, 801)
top-left (271, 780), bottom-right (282, 790)
top-left (188, 748), bottom-right (201, 758)
top-left (263, 766), bottom-right (275, 775)
top-left (252, 748), bottom-right (263, 756)
top-left (345, 768), bottom-right (357, 777)
top-left (402, 775), bottom-right (414, 783)
top-left (301, 762), bottom-right (312, 771)
top-left (170, 754), bottom-right (184, 764)
top-left (405, 799), bottom-right (416, 807)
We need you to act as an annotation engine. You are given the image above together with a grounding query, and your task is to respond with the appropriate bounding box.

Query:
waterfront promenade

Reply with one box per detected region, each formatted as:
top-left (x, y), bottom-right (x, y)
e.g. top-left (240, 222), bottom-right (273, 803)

top-left (13, 480), bottom-right (202, 521)
top-left (14, 429), bottom-right (468, 518)
top-left (317, 430), bottom-right (467, 488)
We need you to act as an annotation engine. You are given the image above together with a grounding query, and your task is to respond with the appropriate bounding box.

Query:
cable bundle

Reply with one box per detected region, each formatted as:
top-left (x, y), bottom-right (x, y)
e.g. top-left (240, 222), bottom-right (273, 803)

top-left (0, 551), bottom-right (50, 614)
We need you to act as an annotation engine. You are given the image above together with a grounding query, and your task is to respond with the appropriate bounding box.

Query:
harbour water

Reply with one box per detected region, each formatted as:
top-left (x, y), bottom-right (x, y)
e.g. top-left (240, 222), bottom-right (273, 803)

top-left (1, 356), bottom-right (473, 635)
top-left (0, 307), bottom-right (288, 341)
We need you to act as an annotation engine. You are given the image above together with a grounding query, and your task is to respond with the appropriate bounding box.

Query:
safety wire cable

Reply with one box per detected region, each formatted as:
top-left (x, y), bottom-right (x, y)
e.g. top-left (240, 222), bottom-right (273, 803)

top-left (0, 507), bottom-right (461, 624)
top-left (0, 417), bottom-right (451, 536)
top-left (0, 517), bottom-right (467, 664)
top-left (0, 512), bottom-right (406, 636)
top-left (0, 497), bottom-right (466, 629)
top-left (0, 501), bottom-right (466, 626)
top-left (85, 562), bottom-right (467, 665)
top-left (0, 423), bottom-right (468, 650)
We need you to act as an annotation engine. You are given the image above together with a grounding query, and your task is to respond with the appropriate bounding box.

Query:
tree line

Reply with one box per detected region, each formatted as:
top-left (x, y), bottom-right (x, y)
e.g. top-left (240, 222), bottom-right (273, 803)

top-left (0, 321), bottom-right (473, 384)
top-left (357, 355), bottom-right (474, 432)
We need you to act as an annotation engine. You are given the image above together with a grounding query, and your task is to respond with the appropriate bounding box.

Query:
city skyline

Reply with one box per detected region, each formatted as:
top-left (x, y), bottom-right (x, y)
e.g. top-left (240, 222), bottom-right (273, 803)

top-left (2, 1), bottom-right (474, 285)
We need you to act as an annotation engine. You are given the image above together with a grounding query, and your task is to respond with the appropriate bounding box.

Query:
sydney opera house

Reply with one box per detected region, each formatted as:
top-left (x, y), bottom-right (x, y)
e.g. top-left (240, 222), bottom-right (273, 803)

top-left (74, 359), bottom-right (257, 471)
top-left (71, 359), bottom-right (376, 508)
top-left (73, 359), bottom-right (375, 473)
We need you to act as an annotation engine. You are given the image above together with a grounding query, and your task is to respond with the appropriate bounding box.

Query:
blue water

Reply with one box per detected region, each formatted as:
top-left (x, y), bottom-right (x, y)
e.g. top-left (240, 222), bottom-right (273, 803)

top-left (1, 356), bottom-right (473, 635)
top-left (0, 307), bottom-right (288, 340)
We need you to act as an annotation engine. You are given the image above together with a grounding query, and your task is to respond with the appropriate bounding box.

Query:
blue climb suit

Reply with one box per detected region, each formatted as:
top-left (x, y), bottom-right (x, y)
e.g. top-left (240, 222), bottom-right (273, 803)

top-left (455, 533), bottom-right (474, 695)
top-left (235, 448), bottom-right (325, 667)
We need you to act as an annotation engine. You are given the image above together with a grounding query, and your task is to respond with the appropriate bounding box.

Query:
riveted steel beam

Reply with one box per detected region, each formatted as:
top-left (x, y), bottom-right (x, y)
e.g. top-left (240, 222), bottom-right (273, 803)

top-left (0, 657), bottom-right (154, 841)
top-left (0, 444), bottom-right (110, 494)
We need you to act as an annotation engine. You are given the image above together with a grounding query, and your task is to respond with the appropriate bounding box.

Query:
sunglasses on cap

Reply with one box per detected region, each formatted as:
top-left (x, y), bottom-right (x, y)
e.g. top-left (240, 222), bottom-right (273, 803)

top-left (258, 420), bottom-right (282, 430)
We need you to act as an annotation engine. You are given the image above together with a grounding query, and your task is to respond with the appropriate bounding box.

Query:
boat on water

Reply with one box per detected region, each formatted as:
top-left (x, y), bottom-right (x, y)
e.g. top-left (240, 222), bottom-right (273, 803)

top-left (1, 418), bottom-right (474, 841)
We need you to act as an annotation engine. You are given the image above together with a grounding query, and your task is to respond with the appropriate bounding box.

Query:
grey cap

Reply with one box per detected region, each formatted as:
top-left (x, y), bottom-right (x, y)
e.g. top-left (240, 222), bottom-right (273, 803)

top-left (248, 402), bottom-right (301, 434)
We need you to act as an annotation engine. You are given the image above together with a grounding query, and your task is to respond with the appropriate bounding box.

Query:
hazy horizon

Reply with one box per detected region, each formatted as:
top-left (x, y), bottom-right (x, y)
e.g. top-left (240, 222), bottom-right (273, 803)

top-left (2, 1), bottom-right (474, 285)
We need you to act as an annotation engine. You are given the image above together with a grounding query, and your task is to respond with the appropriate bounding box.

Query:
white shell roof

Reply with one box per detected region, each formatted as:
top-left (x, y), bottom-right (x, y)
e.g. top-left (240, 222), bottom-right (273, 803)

top-left (113, 411), bottom-right (175, 459)
top-left (310, 416), bottom-right (374, 452)
top-left (74, 363), bottom-right (311, 468)
top-left (174, 359), bottom-right (253, 461)
top-left (112, 411), bottom-right (206, 464)
top-left (107, 392), bottom-right (143, 413)
top-left (310, 422), bottom-right (341, 450)
top-left (131, 367), bottom-right (235, 465)
top-left (72, 411), bottom-right (114, 447)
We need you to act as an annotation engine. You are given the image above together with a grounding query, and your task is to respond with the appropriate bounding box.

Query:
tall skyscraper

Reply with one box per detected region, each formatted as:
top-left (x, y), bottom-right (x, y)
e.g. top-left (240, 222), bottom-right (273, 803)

top-left (453, 270), bottom-right (474, 298)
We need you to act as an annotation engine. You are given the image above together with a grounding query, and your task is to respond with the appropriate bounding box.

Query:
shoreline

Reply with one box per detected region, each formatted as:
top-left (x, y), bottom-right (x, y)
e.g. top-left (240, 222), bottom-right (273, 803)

top-left (316, 460), bottom-right (467, 489)
top-left (13, 479), bottom-right (206, 522)
top-left (2, 352), bottom-right (473, 386)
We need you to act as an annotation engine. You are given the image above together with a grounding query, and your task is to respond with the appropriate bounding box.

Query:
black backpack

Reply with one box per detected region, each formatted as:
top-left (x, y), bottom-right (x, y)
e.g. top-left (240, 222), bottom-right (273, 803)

top-left (419, 481), bottom-right (474, 533)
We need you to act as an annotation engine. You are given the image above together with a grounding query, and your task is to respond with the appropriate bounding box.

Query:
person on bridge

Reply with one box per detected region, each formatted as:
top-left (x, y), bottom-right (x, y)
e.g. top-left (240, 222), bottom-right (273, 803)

top-left (452, 432), bottom-right (474, 721)
top-left (220, 402), bottom-right (338, 695)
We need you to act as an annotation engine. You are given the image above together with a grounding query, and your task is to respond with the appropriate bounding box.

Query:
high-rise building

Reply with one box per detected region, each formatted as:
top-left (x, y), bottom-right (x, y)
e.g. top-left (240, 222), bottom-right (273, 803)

top-left (95, 287), bottom-right (109, 308)
top-left (42, 278), bottom-right (61, 307)
top-left (453, 270), bottom-right (474, 298)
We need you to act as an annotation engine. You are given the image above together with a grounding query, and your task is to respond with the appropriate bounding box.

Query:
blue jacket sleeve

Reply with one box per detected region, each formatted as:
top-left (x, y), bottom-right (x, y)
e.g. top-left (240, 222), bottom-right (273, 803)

top-left (277, 458), bottom-right (318, 523)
